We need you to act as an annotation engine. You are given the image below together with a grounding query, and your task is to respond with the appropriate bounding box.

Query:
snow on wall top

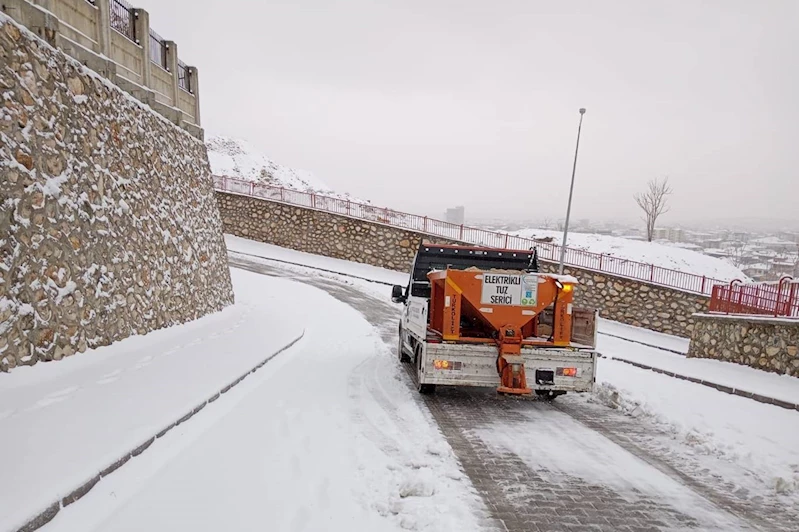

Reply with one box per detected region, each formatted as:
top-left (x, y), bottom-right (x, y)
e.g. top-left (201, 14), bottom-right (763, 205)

top-left (511, 228), bottom-right (751, 283)
top-left (206, 136), bottom-right (360, 201)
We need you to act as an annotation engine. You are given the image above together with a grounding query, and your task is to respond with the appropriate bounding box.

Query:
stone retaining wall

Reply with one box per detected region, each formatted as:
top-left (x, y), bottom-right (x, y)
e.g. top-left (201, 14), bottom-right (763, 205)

top-left (688, 314), bottom-right (799, 376)
top-left (216, 192), bottom-right (461, 271)
top-left (216, 191), bottom-right (709, 338)
top-left (0, 16), bottom-right (233, 371)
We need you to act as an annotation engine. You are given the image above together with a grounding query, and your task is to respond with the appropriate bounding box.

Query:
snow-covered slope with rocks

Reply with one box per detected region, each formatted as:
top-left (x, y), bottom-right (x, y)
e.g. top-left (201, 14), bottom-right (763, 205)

top-left (206, 136), bottom-right (348, 197)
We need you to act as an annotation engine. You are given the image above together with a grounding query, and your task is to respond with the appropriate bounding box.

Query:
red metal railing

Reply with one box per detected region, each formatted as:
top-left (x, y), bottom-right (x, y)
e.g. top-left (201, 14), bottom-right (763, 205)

top-left (709, 277), bottom-right (799, 318)
top-left (214, 175), bottom-right (728, 295)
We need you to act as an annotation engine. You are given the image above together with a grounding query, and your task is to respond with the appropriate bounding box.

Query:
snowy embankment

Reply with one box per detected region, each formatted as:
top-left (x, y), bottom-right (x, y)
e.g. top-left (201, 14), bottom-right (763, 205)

top-left (510, 228), bottom-right (750, 282)
top-left (226, 237), bottom-right (799, 502)
top-left (598, 331), bottom-right (799, 405)
top-left (586, 360), bottom-right (799, 499)
top-left (0, 269), bottom-right (303, 531)
top-left (4, 267), bottom-right (481, 532)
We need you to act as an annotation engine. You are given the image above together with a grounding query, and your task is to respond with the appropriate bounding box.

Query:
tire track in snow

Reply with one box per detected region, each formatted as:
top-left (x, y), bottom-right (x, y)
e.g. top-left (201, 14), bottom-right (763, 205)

top-left (230, 255), bottom-right (797, 532)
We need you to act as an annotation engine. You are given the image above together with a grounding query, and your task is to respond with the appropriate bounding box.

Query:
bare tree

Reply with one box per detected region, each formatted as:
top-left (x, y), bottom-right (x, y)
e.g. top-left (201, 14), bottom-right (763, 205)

top-left (635, 177), bottom-right (673, 242)
top-left (728, 235), bottom-right (750, 268)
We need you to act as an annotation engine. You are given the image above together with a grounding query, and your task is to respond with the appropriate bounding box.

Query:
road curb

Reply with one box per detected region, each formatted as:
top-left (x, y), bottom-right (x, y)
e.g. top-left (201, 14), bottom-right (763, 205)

top-left (598, 331), bottom-right (687, 356)
top-left (601, 354), bottom-right (799, 412)
top-left (228, 250), bottom-right (396, 286)
top-left (12, 331), bottom-right (305, 532)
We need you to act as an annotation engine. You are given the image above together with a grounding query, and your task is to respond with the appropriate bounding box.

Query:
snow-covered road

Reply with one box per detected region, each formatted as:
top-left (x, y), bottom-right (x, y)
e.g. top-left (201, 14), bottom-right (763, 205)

top-left (35, 268), bottom-right (486, 532)
top-left (226, 256), bottom-right (797, 531)
top-left (6, 237), bottom-right (798, 531)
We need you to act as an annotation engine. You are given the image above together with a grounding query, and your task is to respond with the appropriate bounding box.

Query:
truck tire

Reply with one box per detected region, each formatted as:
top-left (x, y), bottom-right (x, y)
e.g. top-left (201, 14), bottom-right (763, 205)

top-left (397, 327), bottom-right (410, 363)
top-left (415, 345), bottom-right (435, 395)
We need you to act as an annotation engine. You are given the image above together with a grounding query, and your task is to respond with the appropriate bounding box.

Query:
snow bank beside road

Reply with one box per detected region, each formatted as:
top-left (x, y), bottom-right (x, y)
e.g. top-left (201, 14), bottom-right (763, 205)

top-left (37, 271), bottom-right (482, 532)
top-left (588, 357), bottom-right (799, 501)
top-left (0, 269), bottom-right (304, 532)
top-left (225, 234), bottom-right (409, 286)
top-left (598, 334), bottom-right (799, 405)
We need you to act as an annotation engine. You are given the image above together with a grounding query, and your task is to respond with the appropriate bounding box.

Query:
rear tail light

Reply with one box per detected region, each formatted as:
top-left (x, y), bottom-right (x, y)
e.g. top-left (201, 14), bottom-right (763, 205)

top-left (433, 360), bottom-right (462, 370)
top-left (557, 367), bottom-right (578, 377)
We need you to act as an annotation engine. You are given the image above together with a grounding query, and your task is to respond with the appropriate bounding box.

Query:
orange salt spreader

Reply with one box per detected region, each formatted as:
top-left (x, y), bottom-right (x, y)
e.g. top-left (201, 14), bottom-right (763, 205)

top-left (426, 268), bottom-right (578, 395)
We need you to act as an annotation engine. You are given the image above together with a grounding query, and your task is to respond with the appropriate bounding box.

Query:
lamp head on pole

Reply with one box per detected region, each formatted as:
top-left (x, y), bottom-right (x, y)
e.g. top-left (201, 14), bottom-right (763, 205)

top-left (579, 108), bottom-right (586, 115)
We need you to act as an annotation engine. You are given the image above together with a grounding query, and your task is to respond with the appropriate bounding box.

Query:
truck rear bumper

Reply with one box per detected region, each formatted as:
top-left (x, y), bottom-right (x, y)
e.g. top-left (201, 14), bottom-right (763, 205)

top-left (421, 343), bottom-right (597, 393)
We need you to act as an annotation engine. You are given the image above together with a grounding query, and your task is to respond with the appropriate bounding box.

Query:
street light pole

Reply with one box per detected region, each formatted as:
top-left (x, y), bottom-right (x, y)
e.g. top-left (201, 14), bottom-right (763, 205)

top-left (558, 108), bottom-right (586, 275)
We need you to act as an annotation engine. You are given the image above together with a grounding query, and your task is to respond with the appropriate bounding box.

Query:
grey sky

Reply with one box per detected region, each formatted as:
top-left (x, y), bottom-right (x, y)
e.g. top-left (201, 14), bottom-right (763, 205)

top-left (140, 0), bottom-right (798, 225)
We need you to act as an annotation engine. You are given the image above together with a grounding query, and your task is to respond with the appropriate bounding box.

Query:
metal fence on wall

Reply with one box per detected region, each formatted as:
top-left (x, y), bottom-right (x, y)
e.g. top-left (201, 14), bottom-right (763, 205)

top-left (709, 278), bottom-right (799, 318)
top-left (178, 60), bottom-right (191, 92)
top-left (149, 28), bottom-right (167, 69)
top-left (110, 0), bottom-right (135, 41)
top-left (214, 175), bottom-right (729, 295)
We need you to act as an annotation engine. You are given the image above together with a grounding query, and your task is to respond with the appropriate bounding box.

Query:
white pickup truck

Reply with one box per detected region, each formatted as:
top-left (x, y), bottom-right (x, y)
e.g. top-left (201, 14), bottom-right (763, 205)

top-left (393, 244), bottom-right (599, 398)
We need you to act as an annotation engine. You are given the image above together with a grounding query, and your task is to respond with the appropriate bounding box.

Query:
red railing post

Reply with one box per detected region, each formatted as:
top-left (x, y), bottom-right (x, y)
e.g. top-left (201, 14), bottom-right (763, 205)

top-left (649, 264), bottom-right (654, 282)
top-left (734, 281), bottom-right (743, 314)
top-left (459, 224), bottom-right (464, 240)
top-left (700, 276), bottom-right (706, 294)
top-left (776, 276), bottom-right (793, 317)
top-left (504, 233), bottom-right (509, 248)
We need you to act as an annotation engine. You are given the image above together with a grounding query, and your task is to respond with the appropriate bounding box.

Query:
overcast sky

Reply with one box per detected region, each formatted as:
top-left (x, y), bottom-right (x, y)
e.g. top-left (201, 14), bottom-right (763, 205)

top-left (140, 0), bottom-right (798, 226)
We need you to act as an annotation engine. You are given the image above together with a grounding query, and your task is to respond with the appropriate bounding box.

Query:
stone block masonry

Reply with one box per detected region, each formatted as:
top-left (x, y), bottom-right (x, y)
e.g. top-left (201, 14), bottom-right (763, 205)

top-left (217, 192), bottom-right (460, 272)
top-left (537, 263), bottom-right (709, 338)
top-left (216, 191), bottom-right (709, 338)
top-left (689, 314), bottom-right (799, 377)
top-left (0, 16), bottom-right (233, 371)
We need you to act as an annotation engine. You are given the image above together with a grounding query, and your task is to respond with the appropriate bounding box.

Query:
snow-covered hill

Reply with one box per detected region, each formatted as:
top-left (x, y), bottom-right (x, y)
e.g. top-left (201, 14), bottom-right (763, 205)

top-left (206, 136), bottom-right (351, 197)
top-left (510, 228), bottom-right (750, 282)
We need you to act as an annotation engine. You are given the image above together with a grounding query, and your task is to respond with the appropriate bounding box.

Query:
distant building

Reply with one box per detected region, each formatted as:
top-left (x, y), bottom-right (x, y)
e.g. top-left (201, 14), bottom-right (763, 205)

top-left (770, 260), bottom-right (796, 276)
top-left (652, 228), bottom-right (669, 241)
top-left (751, 236), bottom-right (796, 253)
top-left (445, 206), bottom-right (465, 225)
top-left (652, 227), bottom-right (685, 242)
top-left (742, 264), bottom-right (771, 281)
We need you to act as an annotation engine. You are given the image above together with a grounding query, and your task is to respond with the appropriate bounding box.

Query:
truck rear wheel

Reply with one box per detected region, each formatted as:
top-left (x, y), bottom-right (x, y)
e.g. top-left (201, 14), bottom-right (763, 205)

top-left (415, 345), bottom-right (435, 395)
top-left (397, 328), bottom-right (410, 363)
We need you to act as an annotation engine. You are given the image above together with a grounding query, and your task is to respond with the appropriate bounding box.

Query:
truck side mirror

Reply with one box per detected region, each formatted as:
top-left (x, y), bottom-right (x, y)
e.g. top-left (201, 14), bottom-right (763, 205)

top-left (391, 285), bottom-right (405, 303)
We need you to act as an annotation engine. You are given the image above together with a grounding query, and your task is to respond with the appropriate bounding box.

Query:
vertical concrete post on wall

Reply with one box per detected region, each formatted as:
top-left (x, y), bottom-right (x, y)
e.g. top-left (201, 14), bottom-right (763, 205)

top-left (188, 66), bottom-right (201, 126)
top-left (134, 9), bottom-right (152, 88)
top-left (164, 40), bottom-right (183, 126)
top-left (165, 40), bottom-right (179, 104)
top-left (96, 0), bottom-right (111, 57)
